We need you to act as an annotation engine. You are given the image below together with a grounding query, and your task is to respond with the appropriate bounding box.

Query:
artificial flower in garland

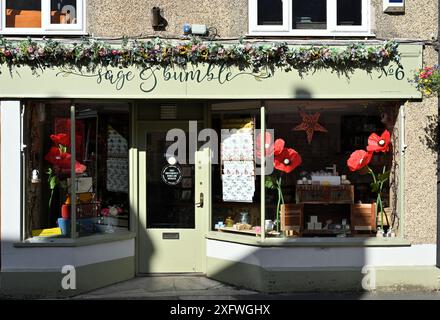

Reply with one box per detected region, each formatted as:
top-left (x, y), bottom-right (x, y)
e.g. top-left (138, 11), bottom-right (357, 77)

top-left (0, 36), bottom-right (400, 76)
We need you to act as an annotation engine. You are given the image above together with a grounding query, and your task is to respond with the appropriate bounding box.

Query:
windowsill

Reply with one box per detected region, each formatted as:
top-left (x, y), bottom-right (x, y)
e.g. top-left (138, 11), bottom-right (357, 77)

top-left (206, 231), bottom-right (411, 247)
top-left (245, 31), bottom-right (376, 38)
top-left (0, 31), bottom-right (88, 36)
top-left (14, 231), bottom-right (136, 248)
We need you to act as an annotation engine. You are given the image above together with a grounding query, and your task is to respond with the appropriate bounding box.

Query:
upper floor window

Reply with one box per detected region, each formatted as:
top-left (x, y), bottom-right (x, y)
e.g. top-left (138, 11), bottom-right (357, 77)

top-left (249, 0), bottom-right (371, 36)
top-left (0, 0), bottom-right (85, 35)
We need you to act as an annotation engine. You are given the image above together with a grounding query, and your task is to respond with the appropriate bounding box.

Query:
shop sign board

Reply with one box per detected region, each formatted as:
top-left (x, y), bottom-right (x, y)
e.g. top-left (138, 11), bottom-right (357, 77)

top-left (0, 44), bottom-right (422, 99)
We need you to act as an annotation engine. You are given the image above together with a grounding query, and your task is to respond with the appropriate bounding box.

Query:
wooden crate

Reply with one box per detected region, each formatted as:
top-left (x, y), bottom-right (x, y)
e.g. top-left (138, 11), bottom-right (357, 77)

top-left (350, 203), bottom-right (376, 234)
top-left (280, 203), bottom-right (304, 237)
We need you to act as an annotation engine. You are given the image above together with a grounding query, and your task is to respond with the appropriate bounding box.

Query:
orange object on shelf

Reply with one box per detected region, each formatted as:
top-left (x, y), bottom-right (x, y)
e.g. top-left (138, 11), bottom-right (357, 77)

top-left (6, 9), bottom-right (41, 28)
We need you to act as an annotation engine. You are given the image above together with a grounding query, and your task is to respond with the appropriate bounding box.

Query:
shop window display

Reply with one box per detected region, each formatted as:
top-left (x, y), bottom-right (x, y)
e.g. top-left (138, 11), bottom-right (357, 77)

top-left (210, 101), bottom-right (397, 240)
top-left (211, 106), bottom-right (262, 235)
top-left (265, 102), bottom-right (396, 238)
top-left (24, 102), bottom-right (130, 240)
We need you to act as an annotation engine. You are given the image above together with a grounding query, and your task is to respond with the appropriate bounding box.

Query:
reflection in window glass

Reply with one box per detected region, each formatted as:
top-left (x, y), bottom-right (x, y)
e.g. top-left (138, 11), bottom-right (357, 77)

top-left (257, 0), bottom-right (283, 26)
top-left (6, 0), bottom-right (42, 28)
top-left (51, 0), bottom-right (78, 24)
top-left (292, 0), bottom-right (326, 29)
top-left (337, 0), bottom-right (362, 26)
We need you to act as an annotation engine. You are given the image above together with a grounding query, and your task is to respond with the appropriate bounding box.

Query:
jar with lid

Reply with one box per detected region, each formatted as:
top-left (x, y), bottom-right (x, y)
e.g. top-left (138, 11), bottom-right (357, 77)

top-left (225, 216), bottom-right (234, 227)
top-left (239, 211), bottom-right (249, 224)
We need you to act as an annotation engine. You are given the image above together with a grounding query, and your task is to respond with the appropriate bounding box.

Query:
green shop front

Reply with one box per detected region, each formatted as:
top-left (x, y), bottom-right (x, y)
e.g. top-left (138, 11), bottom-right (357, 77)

top-left (1, 39), bottom-right (438, 296)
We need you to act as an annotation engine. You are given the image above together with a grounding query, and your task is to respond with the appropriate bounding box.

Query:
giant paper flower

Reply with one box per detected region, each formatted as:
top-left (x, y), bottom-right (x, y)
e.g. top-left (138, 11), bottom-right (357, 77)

top-left (367, 130), bottom-right (390, 153)
top-left (50, 133), bottom-right (70, 147)
top-left (44, 147), bottom-right (86, 173)
top-left (274, 148), bottom-right (302, 173)
top-left (256, 134), bottom-right (285, 158)
top-left (256, 132), bottom-right (274, 158)
top-left (347, 150), bottom-right (373, 172)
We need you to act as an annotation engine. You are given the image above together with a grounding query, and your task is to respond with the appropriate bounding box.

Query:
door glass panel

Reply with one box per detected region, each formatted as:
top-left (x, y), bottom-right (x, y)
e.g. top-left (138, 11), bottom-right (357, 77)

top-left (257, 0), bottom-right (283, 26)
top-left (146, 131), bottom-right (195, 229)
top-left (292, 0), bottom-right (327, 30)
top-left (6, 0), bottom-right (42, 28)
top-left (337, 0), bottom-right (362, 26)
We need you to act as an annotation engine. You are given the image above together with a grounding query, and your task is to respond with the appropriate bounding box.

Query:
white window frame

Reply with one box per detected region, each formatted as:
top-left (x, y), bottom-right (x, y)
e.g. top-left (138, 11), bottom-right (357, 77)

top-left (0, 0), bottom-right (86, 35)
top-left (248, 0), bottom-right (373, 37)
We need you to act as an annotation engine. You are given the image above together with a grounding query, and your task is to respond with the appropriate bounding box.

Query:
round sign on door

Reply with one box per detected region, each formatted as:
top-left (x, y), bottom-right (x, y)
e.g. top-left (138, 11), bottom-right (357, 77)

top-left (161, 164), bottom-right (183, 186)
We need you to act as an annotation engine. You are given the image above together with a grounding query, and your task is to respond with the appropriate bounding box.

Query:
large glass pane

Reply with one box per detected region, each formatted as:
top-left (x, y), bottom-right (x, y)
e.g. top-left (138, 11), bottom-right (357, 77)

top-left (25, 102), bottom-right (72, 239)
top-left (6, 0), bottom-right (41, 28)
top-left (266, 101), bottom-right (395, 239)
top-left (75, 105), bottom-right (130, 237)
top-left (257, 0), bottom-right (283, 26)
top-left (146, 131), bottom-right (195, 229)
top-left (51, 0), bottom-right (78, 24)
top-left (337, 0), bottom-right (362, 26)
top-left (292, 0), bottom-right (326, 29)
top-left (211, 103), bottom-right (262, 236)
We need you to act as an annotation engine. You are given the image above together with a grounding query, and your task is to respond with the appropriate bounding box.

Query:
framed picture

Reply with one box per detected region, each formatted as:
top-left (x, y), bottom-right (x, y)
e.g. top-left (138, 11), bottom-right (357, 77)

top-left (182, 178), bottom-right (192, 188)
top-left (181, 190), bottom-right (192, 200)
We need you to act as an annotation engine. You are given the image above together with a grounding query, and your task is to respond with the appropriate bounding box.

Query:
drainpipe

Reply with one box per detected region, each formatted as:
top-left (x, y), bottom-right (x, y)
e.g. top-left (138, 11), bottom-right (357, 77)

top-left (437, 0), bottom-right (440, 268)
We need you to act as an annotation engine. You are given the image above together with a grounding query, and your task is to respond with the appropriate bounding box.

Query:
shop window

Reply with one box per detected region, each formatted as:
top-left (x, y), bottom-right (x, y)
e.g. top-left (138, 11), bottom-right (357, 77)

top-left (1, 0), bottom-right (85, 34)
top-left (24, 102), bottom-right (130, 241)
top-left (211, 104), bottom-right (262, 236)
top-left (249, 0), bottom-right (371, 36)
top-left (210, 101), bottom-right (399, 240)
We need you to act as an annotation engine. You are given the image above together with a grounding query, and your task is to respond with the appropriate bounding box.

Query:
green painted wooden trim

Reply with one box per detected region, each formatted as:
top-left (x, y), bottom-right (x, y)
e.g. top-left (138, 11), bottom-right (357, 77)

top-left (207, 257), bottom-right (440, 293)
top-left (13, 231), bottom-right (136, 248)
top-left (206, 231), bottom-right (411, 247)
top-left (0, 256), bottom-right (135, 298)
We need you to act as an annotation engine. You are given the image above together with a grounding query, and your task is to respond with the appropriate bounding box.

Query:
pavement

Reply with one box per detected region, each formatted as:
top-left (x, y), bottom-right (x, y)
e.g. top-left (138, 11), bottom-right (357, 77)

top-left (73, 275), bottom-right (440, 300)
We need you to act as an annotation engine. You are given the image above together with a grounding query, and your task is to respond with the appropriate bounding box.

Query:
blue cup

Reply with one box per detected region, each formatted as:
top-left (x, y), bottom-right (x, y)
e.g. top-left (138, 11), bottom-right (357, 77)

top-left (57, 218), bottom-right (71, 236)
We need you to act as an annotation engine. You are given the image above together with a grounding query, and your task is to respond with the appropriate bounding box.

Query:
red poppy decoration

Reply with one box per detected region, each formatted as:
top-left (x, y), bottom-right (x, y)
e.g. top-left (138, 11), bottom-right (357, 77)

top-left (367, 130), bottom-right (390, 153)
top-left (274, 148), bottom-right (302, 173)
top-left (45, 147), bottom-right (71, 169)
top-left (256, 132), bottom-right (274, 158)
top-left (44, 147), bottom-right (87, 174)
top-left (273, 139), bottom-right (285, 156)
top-left (50, 133), bottom-right (70, 147)
top-left (347, 150), bottom-right (373, 172)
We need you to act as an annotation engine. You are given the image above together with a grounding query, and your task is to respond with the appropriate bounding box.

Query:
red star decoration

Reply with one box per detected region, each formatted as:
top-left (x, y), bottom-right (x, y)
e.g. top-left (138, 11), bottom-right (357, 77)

top-left (292, 111), bottom-right (328, 144)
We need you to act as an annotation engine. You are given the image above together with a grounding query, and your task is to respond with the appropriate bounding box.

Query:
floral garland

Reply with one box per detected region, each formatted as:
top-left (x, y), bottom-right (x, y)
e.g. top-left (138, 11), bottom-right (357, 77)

top-left (411, 65), bottom-right (440, 96)
top-left (0, 37), bottom-right (400, 75)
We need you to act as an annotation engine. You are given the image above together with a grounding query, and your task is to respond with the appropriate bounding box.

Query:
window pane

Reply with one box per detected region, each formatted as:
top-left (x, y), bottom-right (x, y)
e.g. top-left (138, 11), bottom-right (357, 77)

top-left (211, 104), bottom-right (262, 236)
top-left (6, 0), bottom-right (41, 28)
top-left (257, 0), bottom-right (283, 26)
top-left (51, 0), bottom-right (78, 24)
top-left (265, 101), bottom-right (395, 239)
top-left (337, 0), bottom-right (362, 26)
top-left (75, 105), bottom-right (130, 237)
top-left (25, 103), bottom-right (72, 239)
top-left (292, 0), bottom-right (326, 29)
